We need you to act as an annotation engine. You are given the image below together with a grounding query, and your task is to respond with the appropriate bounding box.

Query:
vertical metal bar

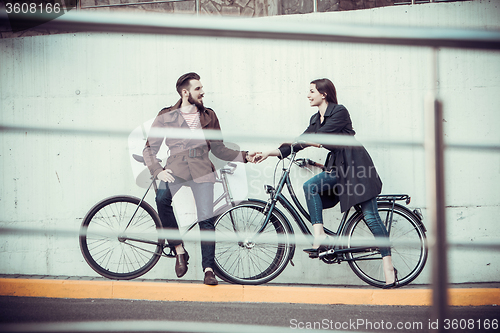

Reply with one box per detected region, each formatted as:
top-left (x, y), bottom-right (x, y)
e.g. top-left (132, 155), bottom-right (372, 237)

top-left (313, 0), bottom-right (317, 13)
top-left (425, 47), bottom-right (448, 331)
top-left (195, 0), bottom-right (199, 15)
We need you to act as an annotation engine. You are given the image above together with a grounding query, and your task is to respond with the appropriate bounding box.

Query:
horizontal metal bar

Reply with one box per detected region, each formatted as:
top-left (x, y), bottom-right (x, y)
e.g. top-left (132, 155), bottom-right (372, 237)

top-left (0, 123), bottom-right (403, 148)
top-left (2, 123), bottom-right (500, 151)
top-left (2, 10), bottom-right (500, 50)
top-left (449, 241), bottom-right (500, 251)
top-left (0, 226), bottom-right (393, 247)
top-left (445, 143), bottom-right (500, 152)
top-left (0, 320), bottom-right (317, 333)
top-left (2, 226), bottom-right (500, 250)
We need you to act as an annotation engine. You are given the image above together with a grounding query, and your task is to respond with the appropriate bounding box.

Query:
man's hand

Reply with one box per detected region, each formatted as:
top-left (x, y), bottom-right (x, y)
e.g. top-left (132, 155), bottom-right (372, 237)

top-left (157, 169), bottom-right (175, 183)
top-left (246, 151), bottom-right (261, 163)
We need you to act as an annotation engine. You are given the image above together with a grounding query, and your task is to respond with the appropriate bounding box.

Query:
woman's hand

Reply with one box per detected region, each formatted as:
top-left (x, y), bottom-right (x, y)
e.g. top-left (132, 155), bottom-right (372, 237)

top-left (254, 152), bottom-right (268, 163)
top-left (254, 149), bottom-right (280, 163)
top-left (157, 169), bottom-right (175, 183)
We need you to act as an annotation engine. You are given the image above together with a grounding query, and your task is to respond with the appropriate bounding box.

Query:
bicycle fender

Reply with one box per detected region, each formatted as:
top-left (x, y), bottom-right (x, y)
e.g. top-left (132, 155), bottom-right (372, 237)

top-left (381, 202), bottom-right (427, 233)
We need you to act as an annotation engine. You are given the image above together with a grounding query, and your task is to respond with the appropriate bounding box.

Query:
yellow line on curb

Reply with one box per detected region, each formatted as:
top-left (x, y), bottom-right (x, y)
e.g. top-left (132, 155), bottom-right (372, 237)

top-left (0, 279), bottom-right (499, 306)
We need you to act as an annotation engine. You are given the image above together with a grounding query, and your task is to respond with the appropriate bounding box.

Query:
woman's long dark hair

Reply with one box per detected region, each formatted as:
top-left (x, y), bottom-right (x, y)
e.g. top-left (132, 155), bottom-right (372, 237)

top-left (311, 78), bottom-right (338, 104)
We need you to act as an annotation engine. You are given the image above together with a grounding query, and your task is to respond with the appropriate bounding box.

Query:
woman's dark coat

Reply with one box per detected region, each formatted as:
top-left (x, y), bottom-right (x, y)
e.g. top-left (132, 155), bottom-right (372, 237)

top-left (278, 103), bottom-right (382, 213)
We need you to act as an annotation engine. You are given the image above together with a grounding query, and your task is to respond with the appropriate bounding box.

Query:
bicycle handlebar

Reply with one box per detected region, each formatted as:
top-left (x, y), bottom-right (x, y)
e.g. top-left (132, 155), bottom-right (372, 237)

top-left (301, 142), bottom-right (322, 149)
top-left (306, 158), bottom-right (325, 170)
top-left (289, 141), bottom-right (323, 149)
top-left (294, 158), bottom-right (325, 171)
top-left (221, 162), bottom-right (238, 175)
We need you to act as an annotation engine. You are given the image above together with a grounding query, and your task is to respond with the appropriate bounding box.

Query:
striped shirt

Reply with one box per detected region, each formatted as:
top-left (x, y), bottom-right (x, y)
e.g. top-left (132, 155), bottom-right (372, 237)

top-left (180, 106), bottom-right (201, 130)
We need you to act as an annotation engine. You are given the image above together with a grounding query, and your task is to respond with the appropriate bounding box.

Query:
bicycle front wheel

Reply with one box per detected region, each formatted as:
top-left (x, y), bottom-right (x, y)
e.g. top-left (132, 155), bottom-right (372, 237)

top-left (213, 201), bottom-right (294, 285)
top-left (344, 203), bottom-right (427, 288)
top-left (79, 196), bottom-right (164, 280)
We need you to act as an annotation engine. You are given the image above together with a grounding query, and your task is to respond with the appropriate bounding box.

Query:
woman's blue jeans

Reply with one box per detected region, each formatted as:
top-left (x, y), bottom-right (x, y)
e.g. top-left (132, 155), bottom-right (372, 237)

top-left (303, 172), bottom-right (391, 257)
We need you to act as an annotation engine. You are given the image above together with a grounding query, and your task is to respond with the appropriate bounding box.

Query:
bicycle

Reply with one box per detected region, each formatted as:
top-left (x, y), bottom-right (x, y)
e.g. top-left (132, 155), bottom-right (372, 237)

top-left (79, 154), bottom-right (241, 280)
top-left (212, 143), bottom-right (428, 288)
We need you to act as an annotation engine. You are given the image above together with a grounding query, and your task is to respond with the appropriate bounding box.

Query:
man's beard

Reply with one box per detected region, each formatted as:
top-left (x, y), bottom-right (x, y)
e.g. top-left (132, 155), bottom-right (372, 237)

top-left (188, 93), bottom-right (204, 109)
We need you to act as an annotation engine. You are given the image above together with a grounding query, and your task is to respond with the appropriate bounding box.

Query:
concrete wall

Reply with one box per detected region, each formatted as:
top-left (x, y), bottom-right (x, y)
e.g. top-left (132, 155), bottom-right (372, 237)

top-left (1, 0), bottom-right (499, 285)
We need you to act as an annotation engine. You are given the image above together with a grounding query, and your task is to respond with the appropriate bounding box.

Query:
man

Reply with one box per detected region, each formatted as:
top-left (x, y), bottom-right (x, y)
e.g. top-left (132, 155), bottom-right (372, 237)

top-left (143, 72), bottom-right (256, 285)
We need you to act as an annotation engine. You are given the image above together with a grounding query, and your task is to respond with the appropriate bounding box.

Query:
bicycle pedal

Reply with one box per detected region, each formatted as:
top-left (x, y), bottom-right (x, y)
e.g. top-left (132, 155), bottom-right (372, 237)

top-left (163, 247), bottom-right (176, 258)
top-left (318, 249), bottom-right (335, 258)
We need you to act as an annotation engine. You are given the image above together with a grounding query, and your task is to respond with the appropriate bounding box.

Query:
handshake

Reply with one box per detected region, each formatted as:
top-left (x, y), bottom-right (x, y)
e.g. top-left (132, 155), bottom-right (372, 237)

top-left (246, 150), bottom-right (278, 164)
top-left (246, 142), bottom-right (320, 164)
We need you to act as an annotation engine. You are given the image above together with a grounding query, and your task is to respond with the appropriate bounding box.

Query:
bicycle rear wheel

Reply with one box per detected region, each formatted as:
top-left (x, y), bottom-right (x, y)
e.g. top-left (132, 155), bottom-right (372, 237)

top-left (344, 203), bottom-right (427, 288)
top-left (80, 196), bottom-right (164, 280)
top-left (213, 201), bottom-right (294, 285)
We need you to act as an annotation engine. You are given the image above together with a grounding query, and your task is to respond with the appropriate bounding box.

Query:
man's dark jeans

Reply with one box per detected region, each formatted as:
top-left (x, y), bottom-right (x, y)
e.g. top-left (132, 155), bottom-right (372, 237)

top-left (156, 177), bottom-right (215, 271)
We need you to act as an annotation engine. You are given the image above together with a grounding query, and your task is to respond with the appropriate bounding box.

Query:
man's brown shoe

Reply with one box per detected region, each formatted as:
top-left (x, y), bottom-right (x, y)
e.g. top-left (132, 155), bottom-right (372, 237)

top-left (203, 270), bottom-right (218, 285)
top-left (175, 252), bottom-right (189, 278)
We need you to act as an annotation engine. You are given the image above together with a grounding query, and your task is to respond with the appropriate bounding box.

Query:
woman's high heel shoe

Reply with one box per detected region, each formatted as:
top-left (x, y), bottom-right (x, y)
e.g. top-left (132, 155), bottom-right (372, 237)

top-left (303, 236), bottom-right (332, 258)
top-left (383, 268), bottom-right (399, 289)
top-left (303, 245), bottom-right (330, 258)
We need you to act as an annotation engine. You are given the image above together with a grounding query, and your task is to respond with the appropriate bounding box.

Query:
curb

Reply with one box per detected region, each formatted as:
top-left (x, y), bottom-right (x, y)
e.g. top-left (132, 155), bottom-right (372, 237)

top-left (1, 278), bottom-right (499, 306)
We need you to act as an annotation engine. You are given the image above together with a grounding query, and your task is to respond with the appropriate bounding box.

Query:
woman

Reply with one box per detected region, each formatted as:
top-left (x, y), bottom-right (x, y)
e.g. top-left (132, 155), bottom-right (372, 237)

top-left (255, 78), bottom-right (397, 288)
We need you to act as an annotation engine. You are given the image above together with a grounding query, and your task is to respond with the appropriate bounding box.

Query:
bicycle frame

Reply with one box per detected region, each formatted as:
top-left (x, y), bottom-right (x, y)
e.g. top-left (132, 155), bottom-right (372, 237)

top-left (254, 149), bottom-right (411, 261)
top-left (258, 150), bottom-right (353, 236)
top-left (123, 163), bottom-right (238, 256)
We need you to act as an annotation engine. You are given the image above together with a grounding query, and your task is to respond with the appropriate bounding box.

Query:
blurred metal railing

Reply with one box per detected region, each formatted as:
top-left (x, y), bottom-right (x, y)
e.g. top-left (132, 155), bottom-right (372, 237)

top-left (2, 10), bottom-right (500, 49)
top-left (1, 9), bottom-right (500, 333)
top-left (0, 320), bottom-right (327, 333)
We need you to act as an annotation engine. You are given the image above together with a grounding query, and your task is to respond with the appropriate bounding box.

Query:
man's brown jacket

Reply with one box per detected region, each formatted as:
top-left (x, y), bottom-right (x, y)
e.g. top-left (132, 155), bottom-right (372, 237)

top-left (143, 100), bottom-right (247, 183)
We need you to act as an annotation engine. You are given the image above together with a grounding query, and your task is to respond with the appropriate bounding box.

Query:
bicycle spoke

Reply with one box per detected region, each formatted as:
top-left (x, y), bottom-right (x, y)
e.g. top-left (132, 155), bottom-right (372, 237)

top-left (346, 204), bottom-right (427, 288)
top-left (214, 203), bottom-right (292, 284)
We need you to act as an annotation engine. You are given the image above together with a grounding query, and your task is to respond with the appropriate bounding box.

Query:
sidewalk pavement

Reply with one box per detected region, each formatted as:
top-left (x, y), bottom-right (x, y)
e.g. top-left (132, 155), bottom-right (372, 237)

top-left (0, 274), bottom-right (499, 306)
